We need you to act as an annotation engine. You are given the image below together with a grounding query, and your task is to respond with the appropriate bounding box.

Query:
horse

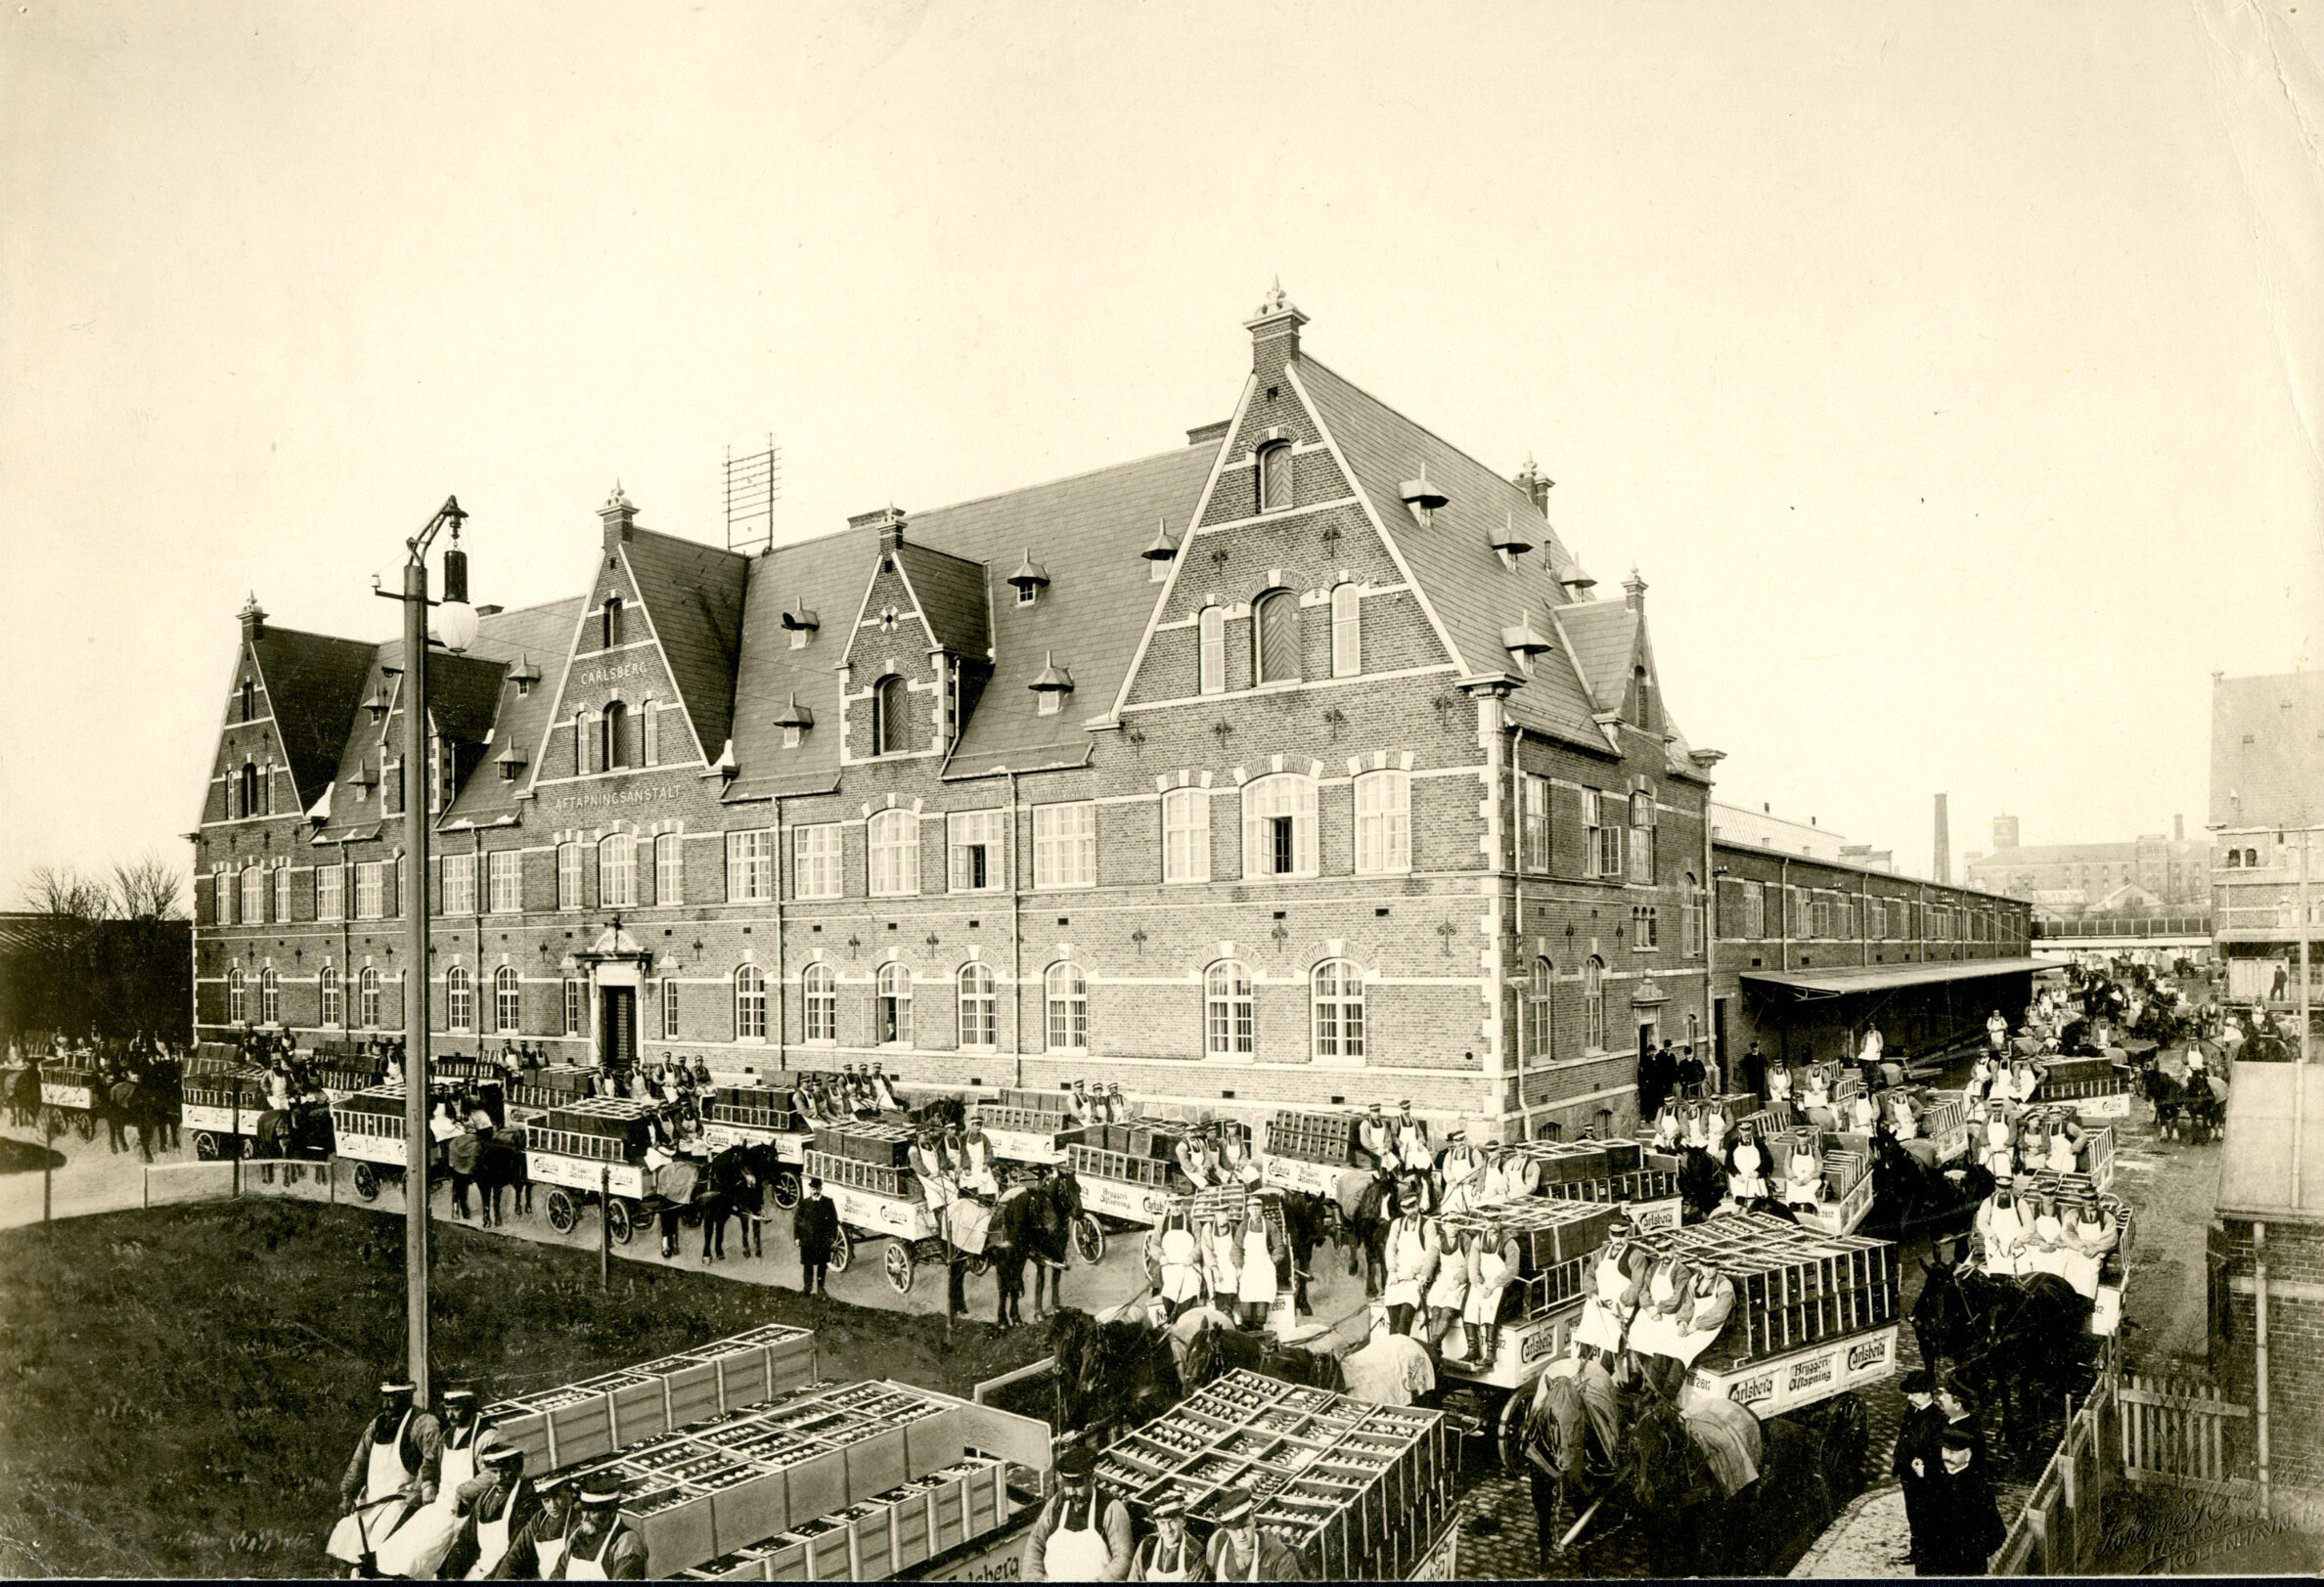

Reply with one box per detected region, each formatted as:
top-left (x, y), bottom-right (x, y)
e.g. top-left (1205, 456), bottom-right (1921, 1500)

top-left (1864, 1130), bottom-right (1990, 1243)
top-left (1675, 1146), bottom-right (1726, 1223)
top-left (467, 1131), bottom-right (528, 1226)
top-left (1048, 1306), bottom-right (1181, 1440)
top-left (1917, 1258), bottom-right (2094, 1446)
top-left (910, 1094), bottom-right (966, 1131)
top-left (1271, 1189), bottom-right (1332, 1317)
top-left (1341, 1170), bottom-right (1396, 1298)
top-left (990, 1173), bottom-right (1084, 1326)
top-left (1180, 1317), bottom-right (1346, 1394)
top-left (717, 1143), bottom-right (782, 1256)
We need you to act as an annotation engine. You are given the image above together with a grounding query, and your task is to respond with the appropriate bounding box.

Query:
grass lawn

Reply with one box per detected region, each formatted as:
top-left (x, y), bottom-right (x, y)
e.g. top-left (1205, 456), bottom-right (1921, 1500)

top-left (0, 1200), bottom-right (1048, 1578)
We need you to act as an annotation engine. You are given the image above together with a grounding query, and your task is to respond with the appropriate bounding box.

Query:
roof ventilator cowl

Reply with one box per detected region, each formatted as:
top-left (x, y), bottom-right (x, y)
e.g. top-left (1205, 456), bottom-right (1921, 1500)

top-left (1501, 610), bottom-right (1555, 663)
top-left (1141, 517), bottom-right (1180, 563)
top-left (496, 740), bottom-right (528, 781)
top-left (1006, 550), bottom-right (1051, 594)
top-left (772, 693), bottom-right (814, 729)
top-left (1399, 462), bottom-right (1448, 527)
top-left (779, 602), bottom-right (820, 633)
top-left (1491, 509), bottom-right (1536, 560)
top-left (1029, 652), bottom-right (1074, 693)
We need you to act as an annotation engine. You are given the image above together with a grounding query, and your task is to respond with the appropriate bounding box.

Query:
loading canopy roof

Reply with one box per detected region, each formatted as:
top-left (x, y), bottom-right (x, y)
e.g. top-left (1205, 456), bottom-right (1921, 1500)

top-left (1739, 957), bottom-right (2046, 999)
top-left (2216, 1062), bottom-right (2324, 1221)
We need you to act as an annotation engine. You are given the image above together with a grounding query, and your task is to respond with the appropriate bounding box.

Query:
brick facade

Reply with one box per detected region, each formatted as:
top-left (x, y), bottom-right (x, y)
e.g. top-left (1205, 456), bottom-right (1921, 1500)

top-left (193, 291), bottom-right (1718, 1145)
top-left (2210, 1215), bottom-right (2324, 1478)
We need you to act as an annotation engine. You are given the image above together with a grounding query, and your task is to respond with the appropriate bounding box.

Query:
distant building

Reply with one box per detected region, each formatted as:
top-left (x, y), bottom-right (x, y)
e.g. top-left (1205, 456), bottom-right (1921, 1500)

top-left (1961, 813), bottom-right (2211, 910)
top-left (2210, 670), bottom-right (2324, 1003)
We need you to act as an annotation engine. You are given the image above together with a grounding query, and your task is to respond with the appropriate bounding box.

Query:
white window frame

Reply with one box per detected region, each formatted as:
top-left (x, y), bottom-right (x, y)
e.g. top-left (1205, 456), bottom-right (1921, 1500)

top-left (1162, 787), bottom-right (1211, 884)
top-left (959, 963), bottom-right (998, 1050)
top-left (659, 977), bottom-right (679, 1040)
top-left (272, 864), bottom-right (292, 924)
top-left (259, 967), bottom-right (281, 1025)
top-left (320, 964), bottom-right (343, 1028)
top-left (1354, 770), bottom-right (1410, 875)
top-left (643, 700), bottom-right (659, 768)
top-left (1312, 959), bottom-right (1364, 1061)
top-left (948, 810), bottom-right (1006, 893)
top-left (1583, 957), bottom-right (1606, 1052)
top-left (876, 962), bottom-right (913, 1047)
top-left (242, 866), bottom-right (267, 924)
top-left (1521, 774), bottom-right (1549, 872)
top-left (1524, 957), bottom-right (1553, 1061)
top-left (227, 968), bottom-right (246, 1024)
top-left (1205, 960), bottom-right (1255, 1057)
top-left (654, 833), bottom-right (682, 906)
top-left (1586, 792), bottom-right (1623, 879)
top-left (803, 963), bottom-right (837, 1043)
top-left (792, 824), bottom-right (841, 901)
top-left (1032, 801), bottom-right (1096, 891)
top-left (443, 853), bottom-right (475, 916)
top-left (1241, 774), bottom-right (1318, 879)
top-left (869, 809), bottom-right (920, 897)
top-left (447, 965), bottom-right (473, 1033)
top-left (487, 851), bottom-right (521, 914)
top-left (496, 966), bottom-right (521, 1034)
top-left (1198, 606), bottom-right (1227, 695)
top-left (317, 863), bottom-right (344, 923)
top-left (356, 861), bottom-right (385, 920)
top-left (1744, 881), bottom-right (1766, 939)
top-left (735, 965), bottom-right (767, 1040)
top-left (1045, 961), bottom-right (1089, 1051)
top-left (562, 978), bottom-right (583, 1037)
top-left (727, 828), bottom-right (776, 903)
top-left (361, 967), bottom-right (382, 1029)
top-left (599, 833), bottom-right (636, 907)
top-left (1329, 584), bottom-right (1361, 678)
top-left (557, 844), bottom-right (583, 910)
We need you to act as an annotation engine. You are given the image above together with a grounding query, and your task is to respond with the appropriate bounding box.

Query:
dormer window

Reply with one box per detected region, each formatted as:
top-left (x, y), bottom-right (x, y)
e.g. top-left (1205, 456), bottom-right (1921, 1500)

top-left (1006, 550), bottom-right (1050, 607)
top-left (509, 654), bottom-right (541, 697)
top-left (1259, 442), bottom-right (1292, 512)
top-left (1142, 518), bottom-right (1179, 583)
top-left (601, 595), bottom-right (624, 649)
top-left (1399, 464), bottom-right (1448, 530)
top-left (782, 603), bottom-right (819, 650)
top-left (1029, 653), bottom-right (1074, 716)
top-left (775, 693), bottom-right (813, 750)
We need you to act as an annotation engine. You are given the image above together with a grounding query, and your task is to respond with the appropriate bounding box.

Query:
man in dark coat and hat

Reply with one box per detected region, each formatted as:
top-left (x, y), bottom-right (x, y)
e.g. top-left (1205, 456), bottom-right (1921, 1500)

top-left (1916, 1430), bottom-right (2006, 1575)
top-left (792, 1175), bottom-right (839, 1297)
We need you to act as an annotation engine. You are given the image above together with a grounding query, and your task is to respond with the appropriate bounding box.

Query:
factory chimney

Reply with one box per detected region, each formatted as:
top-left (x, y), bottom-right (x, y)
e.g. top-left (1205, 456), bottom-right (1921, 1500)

top-left (1934, 793), bottom-right (1951, 884)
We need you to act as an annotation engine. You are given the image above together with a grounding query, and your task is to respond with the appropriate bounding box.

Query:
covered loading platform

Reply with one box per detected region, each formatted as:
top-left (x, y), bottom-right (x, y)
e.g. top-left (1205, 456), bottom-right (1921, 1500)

top-left (1737, 956), bottom-right (2048, 1075)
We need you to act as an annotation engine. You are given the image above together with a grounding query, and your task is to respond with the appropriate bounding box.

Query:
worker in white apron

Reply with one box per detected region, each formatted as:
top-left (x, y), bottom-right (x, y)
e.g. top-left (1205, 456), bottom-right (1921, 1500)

top-left (2045, 1124), bottom-right (2080, 1176)
top-left (1801, 1068), bottom-right (1831, 1113)
top-left (1477, 1147), bottom-right (1510, 1207)
top-left (1965, 1055), bottom-right (1993, 1103)
top-left (1627, 1255), bottom-right (1684, 1362)
top-left (1670, 1267), bottom-right (1736, 1368)
top-left (1701, 1100), bottom-right (1733, 1155)
top-left (1394, 1102), bottom-right (1433, 1175)
top-left (2024, 1194), bottom-right (2069, 1278)
top-left (1460, 1230), bottom-right (1516, 1367)
top-left (1028, 1448), bottom-right (1126, 1581)
top-left (1500, 1147), bottom-right (1541, 1201)
top-left (1129, 1491), bottom-right (1201, 1580)
top-left (2062, 1200), bottom-right (2116, 1300)
top-left (1651, 1098), bottom-right (1685, 1151)
top-left (327, 1381), bottom-right (435, 1568)
top-left (374, 1385), bottom-right (485, 1576)
top-left (1381, 1206), bottom-right (1435, 1337)
top-left (1989, 1011), bottom-right (2009, 1053)
top-left (1575, 1232), bottom-right (1637, 1355)
top-left (446, 1442), bottom-right (534, 1581)
top-left (1783, 1140), bottom-right (1826, 1209)
top-left (1981, 1110), bottom-right (2015, 1177)
top-left (1218, 1127), bottom-right (1262, 1188)
top-left (1765, 1064), bottom-right (1794, 1106)
top-left (1236, 1212), bottom-right (1277, 1329)
top-left (1423, 1219), bottom-right (1468, 1354)
top-left (1848, 1089), bottom-right (1879, 1133)
top-left (1175, 1130), bottom-right (1220, 1189)
top-left (547, 1473), bottom-right (648, 1579)
top-left (955, 1120), bottom-right (1000, 1201)
top-left (1727, 1124), bottom-right (1770, 1203)
top-left (1156, 1212), bottom-right (1205, 1318)
top-left (1976, 1186), bottom-right (2028, 1277)
top-left (910, 1130), bottom-right (958, 1215)
top-left (1356, 1102), bottom-right (1395, 1170)
top-left (1887, 1089), bottom-right (1920, 1142)
top-left (1198, 1215), bottom-right (1238, 1309)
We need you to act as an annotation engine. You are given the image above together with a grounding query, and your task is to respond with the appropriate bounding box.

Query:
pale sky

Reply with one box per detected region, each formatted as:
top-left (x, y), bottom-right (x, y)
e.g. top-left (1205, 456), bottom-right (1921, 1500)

top-left (5, 0), bottom-right (2321, 896)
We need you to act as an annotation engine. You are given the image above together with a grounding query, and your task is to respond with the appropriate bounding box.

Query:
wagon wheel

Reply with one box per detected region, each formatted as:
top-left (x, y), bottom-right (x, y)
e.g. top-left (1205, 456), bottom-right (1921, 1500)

top-left (1813, 1391), bottom-right (1871, 1506)
top-left (352, 1162), bottom-right (381, 1202)
top-left (884, 1240), bottom-right (916, 1295)
top-left (770, 1169), bottom-right (801, 1210)
top-left (1497, 1389), bottom-right (1531, 1478)
top-left (73, 1110), bottom-right (96, 1141)
top-left (545, 1188), bottom-right (578, 1233)
top-left (607, 1199), bottom-right (636, 1246)
top-left (827, 1224), bottom-right (853, 1274)
top-left (194, 1131), bottom-right (220, 1162)
top-left (1075, 1213), bottom-right (1107, 1265)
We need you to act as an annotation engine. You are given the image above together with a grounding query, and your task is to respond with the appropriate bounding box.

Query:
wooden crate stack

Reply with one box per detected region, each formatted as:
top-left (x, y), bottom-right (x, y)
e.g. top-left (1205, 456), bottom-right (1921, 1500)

top-left (704, 1087), bottom-right (806, 1133)
top-left (479, 1324), bottom-right (819, 1470)
top-left (1631, 1212), bottom-right (1899, 1368)
top-left (1092, 1370), bottom-right (1452, 1581)
top-left (508, 1065), bottom-right (600, 1112)
top-left (1265, 1110), bottom-right (1357, 1166)
top-left (533, 1096), bottom-right (655, 1165)
top-left (331, 1081), bottom-right (468, 1143)
top-left (183, 1069), bottom-right (269, 1112)
top-left (1440, 1200), bottom-right (1608, 1320)
top-left (1066, 1143), bottom-right (1185, 1192)
top-left (811, 1122), bottom-right (916, 1166)
top-left (803, 1150), bottom-right (918, 1202)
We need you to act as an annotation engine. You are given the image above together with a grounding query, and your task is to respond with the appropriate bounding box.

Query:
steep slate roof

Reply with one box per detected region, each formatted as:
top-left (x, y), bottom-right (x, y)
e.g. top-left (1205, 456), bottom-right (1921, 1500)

top-left (422, 651), bottom-right (512, 747)
top-left (249, 628), bottom-right (379, 807)
top-left (895, 542), bottom-right (992, 663)
top-left (1551, 601), bottom-right (1638, 716)
top-left (623, 529), bottom-right (750, 764)
top-left (725, 440), bottom-right (1219, 798)
top-left (444, 597), bottom-right (587, 825)
top-left (1293, 356), bottom-right (1701, 772)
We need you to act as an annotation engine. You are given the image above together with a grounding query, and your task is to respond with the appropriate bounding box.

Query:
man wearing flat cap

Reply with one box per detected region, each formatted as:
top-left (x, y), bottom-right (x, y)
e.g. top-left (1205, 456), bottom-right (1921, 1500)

top-left (1024, 1443), bottom-right (1132, 1580)
top-left (327, 1379), bottom-right (443, 1569)
top-left (375, 1382), bottom-right (494, 1575)
top-left (1128, 1491), bottom-right (1209, 1580)
top-left (493, 1469), bottom-right (648, 1579)
top-left (1203, 1487), bottom-right (1307, 1580)
top-left (440, 1442), bottom-right (539, 1581)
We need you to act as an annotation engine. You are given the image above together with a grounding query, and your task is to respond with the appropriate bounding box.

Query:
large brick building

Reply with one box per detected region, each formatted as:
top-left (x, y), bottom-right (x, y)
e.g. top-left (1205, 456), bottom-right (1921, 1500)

top-left (2210, 670), bottom-right (2324, 1004)
top-left (191, 289), bottom-right (1730, 1143)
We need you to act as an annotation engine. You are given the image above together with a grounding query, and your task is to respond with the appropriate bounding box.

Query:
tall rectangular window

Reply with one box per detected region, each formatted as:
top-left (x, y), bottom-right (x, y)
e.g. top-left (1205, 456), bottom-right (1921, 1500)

top-left (793, 824), bottom-right (841, 900)
top-left (557, 844), bottom-right (583, 909)
top-left (1628, 790), bottom-right (1656, 883)
top-left (1162, 788), bottom-right (1211, 883)
top-left (1198, 607), bottom-right (1226, 695)
top-left (949, 810), bottom-right (1006, 892)
top-left (726, 829), bottom-right (776, 902)
top-left (443, 854), bottom-right (475, 916)
top-left (1587, 793), bottom-right (1623, 879)
top-left (660, 979), bottom-right (680, 1039)
top-left (488, 850), bottom-right (521, 913)
top-left (1033, 802), bottom-right (1096, 890)
top-left (600, 835), bottom-right (636, 907)
top-left (317, 863), bottom-right (344, 922)
top-left (356, 862), bottom-right (384, 920)
top-left (643, 702), bottom-right (659, 767)
top-left (1329, 584), bottom-right (1361, 677)
top-left (1521, 774), bottom-right (1549, 872)
top-left (869, 810), bottom-right (920, 896)
top-left (654, 833), bottom-right (681, 904)
top-left (1743, 881), bottom-right (1766, 939)
top-left (273, 865), bottom-right (292, 924)
top-left (1241, 775), bottom-right (1318, 879)
top-left (562, 978), bottom-right (584, 1036)
top-left (1683, 897), bottom-right (1703, 957)
top-left (1354, 771), bottom-right (1410, 875)
top-left (1632, 904), bottom-right (1658, 949)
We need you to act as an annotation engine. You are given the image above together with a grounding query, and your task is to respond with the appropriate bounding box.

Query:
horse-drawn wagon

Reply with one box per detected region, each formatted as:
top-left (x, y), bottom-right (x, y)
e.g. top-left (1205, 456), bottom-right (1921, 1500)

top-left (973, 1087), bottom-right (1091, 1167)
top-left (183, 1064), bottom-right (333, 1160)
top-left (523, 1095), bottom-right (654, 1243)
top-left (696, 1084), bottom-right (816, 1208)
top-left (801, 1122), bottom-right (963, 1294)
top-left (330, 1081), bottom-right (468, 1202)
top-left (1433, 1200), bottom-right (1611, 1405)
top-left (36, 1054), bottom-right (103, 1140)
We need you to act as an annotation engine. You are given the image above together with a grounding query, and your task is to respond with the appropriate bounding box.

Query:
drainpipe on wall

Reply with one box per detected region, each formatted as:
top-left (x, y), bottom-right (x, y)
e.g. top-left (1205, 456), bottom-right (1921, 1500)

top-left (1007, 770), bottom-right (1023, 1092)
top-left (1701, 775), bottom-right (1716, 1081)
top-left (1779, 857), bottom-right (1792, 1067)
top-left (773, 795), bottom-right (787, 1077)
top-left (2255, 1220), bottom-right (2272, 1515)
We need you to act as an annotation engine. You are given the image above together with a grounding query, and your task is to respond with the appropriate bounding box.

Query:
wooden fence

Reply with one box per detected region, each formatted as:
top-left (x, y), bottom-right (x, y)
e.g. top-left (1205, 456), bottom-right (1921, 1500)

top-left (1994, 1377), bottom-right (2119, 1575)
top-left (2117, 1374), bottom-right (2256, 1498)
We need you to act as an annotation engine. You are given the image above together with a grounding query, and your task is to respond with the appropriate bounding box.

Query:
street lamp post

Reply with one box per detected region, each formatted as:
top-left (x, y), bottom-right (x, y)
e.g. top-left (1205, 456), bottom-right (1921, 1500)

top-left (375, 497), bottom-right (478, 1403)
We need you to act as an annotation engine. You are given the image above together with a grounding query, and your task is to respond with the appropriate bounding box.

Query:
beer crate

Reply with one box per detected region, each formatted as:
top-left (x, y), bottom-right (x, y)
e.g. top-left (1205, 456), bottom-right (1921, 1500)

top-left (801, 1150), bottom-right (917, 1201)
top-left (1266, 1109), bottom-right (1356, 1165)
top-left (810, 1122), bottom-right (913, 1167)
top-left (1067, 1143), bottom-right (1183, 1190)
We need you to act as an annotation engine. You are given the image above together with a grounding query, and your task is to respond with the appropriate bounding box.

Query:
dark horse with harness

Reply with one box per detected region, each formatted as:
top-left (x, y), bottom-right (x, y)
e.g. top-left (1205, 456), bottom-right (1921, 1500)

top-left (1911, 1254), bottom-right (2096, 1445)
top-left (988, 1171), bottom-right (1087, 1326)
